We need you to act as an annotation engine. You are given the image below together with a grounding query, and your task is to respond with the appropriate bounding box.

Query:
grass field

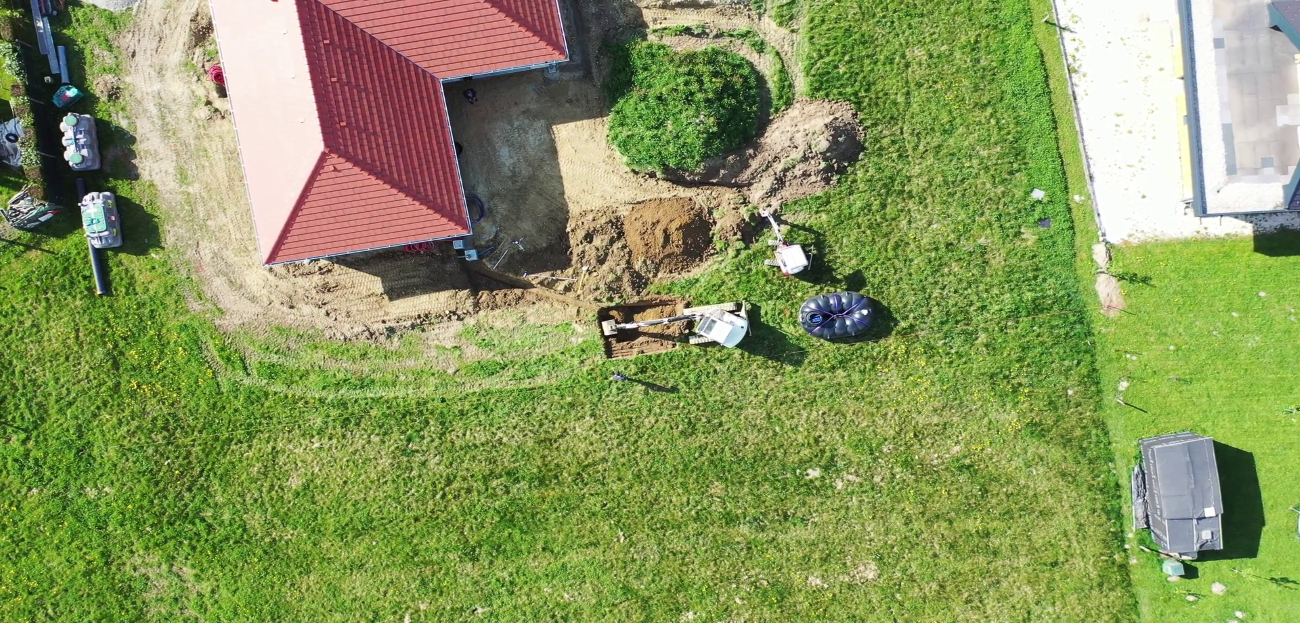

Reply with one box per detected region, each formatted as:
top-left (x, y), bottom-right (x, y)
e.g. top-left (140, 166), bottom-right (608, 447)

top-left (0, 1), bottom-right (1138, 620)
top-left (1098, 236), bottom-right (1300, 622)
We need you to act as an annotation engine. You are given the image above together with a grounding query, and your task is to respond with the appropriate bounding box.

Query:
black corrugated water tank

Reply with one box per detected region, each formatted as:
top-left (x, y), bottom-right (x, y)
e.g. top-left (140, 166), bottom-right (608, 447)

top-left (799, 291), bottom-right (874, 340)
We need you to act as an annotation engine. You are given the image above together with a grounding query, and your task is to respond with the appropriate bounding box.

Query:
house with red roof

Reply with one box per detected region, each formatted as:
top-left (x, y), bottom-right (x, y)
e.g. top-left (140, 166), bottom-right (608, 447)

top-left (208, 0), bottom-right (568, 264)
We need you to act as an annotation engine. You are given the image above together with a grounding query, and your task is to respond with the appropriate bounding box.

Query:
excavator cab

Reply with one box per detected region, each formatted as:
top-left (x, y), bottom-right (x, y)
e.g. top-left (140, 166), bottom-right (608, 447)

top-left (691, 308), bottom-right (749, 347)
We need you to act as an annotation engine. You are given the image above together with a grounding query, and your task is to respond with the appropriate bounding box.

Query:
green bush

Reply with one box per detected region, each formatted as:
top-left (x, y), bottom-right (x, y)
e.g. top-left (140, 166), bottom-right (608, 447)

top-left (0, 40), bottom-right (42, 191)
top-left (606, 41), bottom-right (760, 172)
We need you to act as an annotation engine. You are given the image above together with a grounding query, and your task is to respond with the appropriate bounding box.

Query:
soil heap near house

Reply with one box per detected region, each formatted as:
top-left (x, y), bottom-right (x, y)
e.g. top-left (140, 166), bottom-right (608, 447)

top-left (624, 197), bottom-right (712, 272)
top-left (560, 196), bottom-right (718, 302)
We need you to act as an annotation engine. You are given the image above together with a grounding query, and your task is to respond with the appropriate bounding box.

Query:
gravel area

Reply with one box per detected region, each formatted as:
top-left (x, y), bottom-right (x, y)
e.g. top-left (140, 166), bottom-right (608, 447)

top-left (1057, 0), bottom-right (1300, 242)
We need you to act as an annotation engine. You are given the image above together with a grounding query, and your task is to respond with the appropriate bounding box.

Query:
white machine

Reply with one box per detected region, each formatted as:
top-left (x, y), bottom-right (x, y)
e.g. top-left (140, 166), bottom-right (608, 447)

top-left (760, 206), bottom-right (809, 275)
top-left (600, 301), bottom-right (750, 348)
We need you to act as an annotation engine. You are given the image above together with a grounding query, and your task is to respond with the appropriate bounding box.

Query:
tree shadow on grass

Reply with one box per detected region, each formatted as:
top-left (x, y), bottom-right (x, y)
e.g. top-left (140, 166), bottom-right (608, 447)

top-left (0, 234), bottom-right (56, 254)
top-left (1198, 442), bottom-right (1264, 561)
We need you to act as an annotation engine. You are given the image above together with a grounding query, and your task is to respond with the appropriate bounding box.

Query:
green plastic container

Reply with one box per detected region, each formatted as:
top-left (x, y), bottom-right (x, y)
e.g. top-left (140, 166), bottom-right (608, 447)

top-left (53, 85), bottom-right (85, 109)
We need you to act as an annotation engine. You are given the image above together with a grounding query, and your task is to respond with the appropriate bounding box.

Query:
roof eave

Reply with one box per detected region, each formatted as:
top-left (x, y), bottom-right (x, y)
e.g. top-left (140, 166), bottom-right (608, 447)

top-left (263, 229), bottom-right (470, 265)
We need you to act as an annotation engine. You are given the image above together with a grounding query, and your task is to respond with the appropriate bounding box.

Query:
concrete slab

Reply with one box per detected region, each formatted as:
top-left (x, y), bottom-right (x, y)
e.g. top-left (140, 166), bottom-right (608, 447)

top-left (1056, 0), bottom-right (1300, 241)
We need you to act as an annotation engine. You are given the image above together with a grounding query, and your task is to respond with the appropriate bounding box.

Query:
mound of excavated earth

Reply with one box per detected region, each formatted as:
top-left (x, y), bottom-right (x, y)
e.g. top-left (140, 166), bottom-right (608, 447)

top-left (560, 197), bottom-right (717, 301)
top-left (624, 197), bottom-right (713, 273)
top-left (662, 99), bottom-right (864, 206)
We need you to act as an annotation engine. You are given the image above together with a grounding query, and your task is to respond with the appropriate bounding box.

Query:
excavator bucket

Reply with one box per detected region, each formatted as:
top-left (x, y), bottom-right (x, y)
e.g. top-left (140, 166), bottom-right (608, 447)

top-left (596, 298), bottom-right (687, 359)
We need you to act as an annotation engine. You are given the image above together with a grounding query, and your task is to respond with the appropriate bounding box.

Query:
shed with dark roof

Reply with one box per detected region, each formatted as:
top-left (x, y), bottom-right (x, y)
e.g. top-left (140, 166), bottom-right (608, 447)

top-left (1132, 432), bottom-right (1224, 558)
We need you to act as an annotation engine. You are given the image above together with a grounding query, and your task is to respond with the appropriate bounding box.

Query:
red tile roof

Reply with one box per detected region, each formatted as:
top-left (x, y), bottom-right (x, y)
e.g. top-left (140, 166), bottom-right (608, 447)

top-left (209, 0), bottom-right (568, 264)
top-left (319, 0), bottom-right (568, 77)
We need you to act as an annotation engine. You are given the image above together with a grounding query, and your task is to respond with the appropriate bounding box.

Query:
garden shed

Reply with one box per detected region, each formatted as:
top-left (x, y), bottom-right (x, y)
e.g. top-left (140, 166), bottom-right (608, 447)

top-left (1132, 432), bottom-right (1224, 558)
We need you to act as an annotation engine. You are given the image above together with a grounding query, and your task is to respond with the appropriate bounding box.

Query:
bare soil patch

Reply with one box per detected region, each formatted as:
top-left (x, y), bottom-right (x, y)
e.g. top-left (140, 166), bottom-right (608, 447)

top-left (625, 198), bottom-right (712, 273)
top-left (598, 298), bottom-right (688, 358)
top-left (1096, 273), bottom-right (1126, 317)
top-left (550, 196), bottom-right (736, 302)
top-left (1091, 242), bottom-right (1125, 317)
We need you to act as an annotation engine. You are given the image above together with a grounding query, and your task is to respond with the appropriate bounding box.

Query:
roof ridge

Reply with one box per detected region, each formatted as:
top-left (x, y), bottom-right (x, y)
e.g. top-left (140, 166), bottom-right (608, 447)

top-left (303, 0), bottom-right (566, 80)
top-left (268, 149), bottom-right (461, 263)
top-left (481, 0), bottom-right (567, 60)
top-left (302, 0), bottom-right (444, 82)
top-left (326, 149), bottom-right (463, 229)
top-left (266, 149), bottom-right (330, 263)
top-left (296, 0), bottom-right (468, 225)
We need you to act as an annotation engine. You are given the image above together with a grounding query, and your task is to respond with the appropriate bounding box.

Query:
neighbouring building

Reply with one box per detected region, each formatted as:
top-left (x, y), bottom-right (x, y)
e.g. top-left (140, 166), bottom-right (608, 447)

top-left (1132, 432), bottom-right (1225, 558)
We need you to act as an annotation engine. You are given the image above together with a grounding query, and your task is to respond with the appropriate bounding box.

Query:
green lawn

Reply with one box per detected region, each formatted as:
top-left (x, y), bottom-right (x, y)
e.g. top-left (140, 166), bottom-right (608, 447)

top-left (0, 1), bottom-right (1136, 620)
top-left (1099, 236), bottom-right (1300, 623)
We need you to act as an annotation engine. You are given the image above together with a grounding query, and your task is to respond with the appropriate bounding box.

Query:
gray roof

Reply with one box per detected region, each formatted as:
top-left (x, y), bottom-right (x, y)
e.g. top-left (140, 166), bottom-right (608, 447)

top-left (1136, 432), bottom-right (1224, 556)
top-left (1269, 3), bottom-right (1300, 209)
top-left (1273, 1), bottom-right (1300, 41)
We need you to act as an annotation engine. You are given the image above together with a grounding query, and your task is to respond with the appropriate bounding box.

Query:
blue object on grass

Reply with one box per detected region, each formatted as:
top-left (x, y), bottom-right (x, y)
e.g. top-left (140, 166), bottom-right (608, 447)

top-left (799, 291), bottom-right (875, 340)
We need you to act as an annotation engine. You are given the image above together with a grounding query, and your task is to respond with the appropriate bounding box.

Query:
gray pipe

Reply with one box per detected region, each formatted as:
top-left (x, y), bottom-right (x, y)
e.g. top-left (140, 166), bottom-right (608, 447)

top-left (89, 240), bottom-right (109, 296)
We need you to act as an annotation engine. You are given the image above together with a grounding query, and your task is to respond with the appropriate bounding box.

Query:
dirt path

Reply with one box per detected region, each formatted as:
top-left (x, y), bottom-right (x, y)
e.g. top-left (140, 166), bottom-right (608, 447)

top-left (637, 1), bottom-right (804, 95)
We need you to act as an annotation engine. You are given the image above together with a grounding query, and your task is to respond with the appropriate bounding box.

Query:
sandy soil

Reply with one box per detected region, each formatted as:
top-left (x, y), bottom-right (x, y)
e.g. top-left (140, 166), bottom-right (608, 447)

top-left (1091, 242), bottom-right (1126, 317)
top-left (597, 298), bottom-right (689, 359)
top-left (443, 68), bottom-right (742, 281)
top-left (119, 0), bottom-right (844, 342)
top-left (624, 198), bottom-right (713, 272)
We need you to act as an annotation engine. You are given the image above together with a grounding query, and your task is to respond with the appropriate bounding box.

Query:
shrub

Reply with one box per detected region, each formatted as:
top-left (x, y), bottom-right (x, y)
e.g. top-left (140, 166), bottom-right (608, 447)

top-left (606, 41), bottom-right (760, 172)
top-left (0, 40), bottom-right (45, 196)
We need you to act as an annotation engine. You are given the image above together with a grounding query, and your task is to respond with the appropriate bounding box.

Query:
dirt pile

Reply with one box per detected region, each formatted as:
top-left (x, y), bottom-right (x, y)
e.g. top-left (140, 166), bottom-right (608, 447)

top-left (661, 99), bottom-right (864, 206)
top-left (555, 197), bottom-right (722, 301)
top-left (561, 212), bottom-right (642, 301)
top-left (624, 198), bottom-right (713, 272)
